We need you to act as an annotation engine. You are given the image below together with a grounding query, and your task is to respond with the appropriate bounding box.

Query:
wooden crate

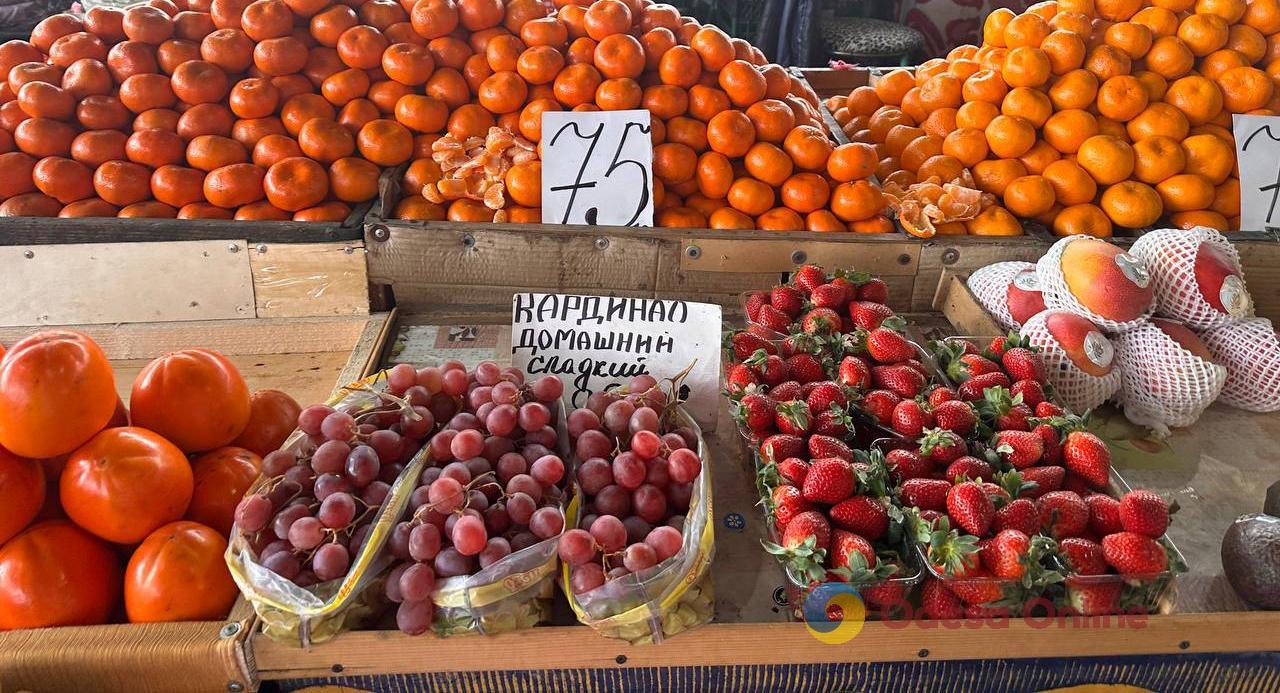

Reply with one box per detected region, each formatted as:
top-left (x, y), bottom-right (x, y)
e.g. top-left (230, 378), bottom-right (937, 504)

top-left (0, 232), bottom-right (394, 693)
top-left (246, 307), bottom-right (1280, 693)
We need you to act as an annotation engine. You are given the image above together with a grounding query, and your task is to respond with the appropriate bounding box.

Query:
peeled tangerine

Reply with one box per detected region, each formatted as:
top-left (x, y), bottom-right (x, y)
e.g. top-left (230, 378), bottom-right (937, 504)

top-left (1129, 227), bottom-right (1254, 330)
top-left (967, 261), bottom-right (1046, 331)
top-left (1200, 318), bottom-right (1280, 413)
top-left (1037, 236), bottom-right (1155, 332)
top-left (1020, 310), bottom-right (1121, 414)
top-left (1114, 318), bottom-right (1226, 435)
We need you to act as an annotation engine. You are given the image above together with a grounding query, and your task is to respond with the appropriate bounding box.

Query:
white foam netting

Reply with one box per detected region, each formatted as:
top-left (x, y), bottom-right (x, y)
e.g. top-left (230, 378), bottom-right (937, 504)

top-left (1020, 310), bottom-right (1122, 414)
top-left (1200, 318), bottom-right (1280, 413)
top-left (1113, 321), bottom-right (1227, 436)
top-left (1036, 236), bottom-right (1155, 334)
top-left (1129, 227), bottom-right (1255, 331)
top-left (967, 261), bottom-right (1036, 331)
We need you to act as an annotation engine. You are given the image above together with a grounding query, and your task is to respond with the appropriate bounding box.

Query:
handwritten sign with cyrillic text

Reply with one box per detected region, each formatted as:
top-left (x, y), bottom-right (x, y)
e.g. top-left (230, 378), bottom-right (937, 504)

top-left (510, 293), bottom-right (721, 430)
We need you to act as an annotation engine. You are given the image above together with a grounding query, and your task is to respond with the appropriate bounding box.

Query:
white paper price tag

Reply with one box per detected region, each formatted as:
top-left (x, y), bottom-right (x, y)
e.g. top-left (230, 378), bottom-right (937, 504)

top-left (1231, 114), bottom-right (1280, 231)
top-left (510, 292), bottom-right (722, 431)
top-left (541, 109), bottom-right (654, 227)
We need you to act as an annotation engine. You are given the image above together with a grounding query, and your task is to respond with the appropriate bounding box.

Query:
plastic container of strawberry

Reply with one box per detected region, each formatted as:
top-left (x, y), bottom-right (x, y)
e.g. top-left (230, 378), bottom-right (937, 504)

top-left (1051, 469), bottom-right (1187, 615)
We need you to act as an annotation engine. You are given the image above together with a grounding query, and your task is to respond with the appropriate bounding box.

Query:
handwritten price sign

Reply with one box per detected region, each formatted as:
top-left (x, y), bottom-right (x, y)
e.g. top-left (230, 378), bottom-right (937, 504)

top-left (541, 109), bottom-right (654, 227)
top-left (1232, 114), bottom-right (1280, 232)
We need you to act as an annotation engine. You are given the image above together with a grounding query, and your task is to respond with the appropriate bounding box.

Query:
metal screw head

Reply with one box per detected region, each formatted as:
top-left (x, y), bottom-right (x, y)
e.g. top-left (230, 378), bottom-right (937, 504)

top-left (1179, 640), bottom-right (1191, 650)
top-left (227, 682), bottom-right (244, 692)
top-left (462, 233), bottom-right (476, 248)
top-left (219, 623), bottom-right (241, 639)
top-left (897, 253), bottom-right (911, 265)
top-left (917, 648), bottom-right (930, 658)
top-left (685, 244), bottom-right (701, 259)
top-left (254, 244), bottom-right (267, 254)
top-left (791, 250), bottom-right (807, 265)
top-left (615, 654), bottom-right (627, 665)
top-left (22, 250), bottom-right (33, 259)
top-left (594, 236), bottom-right (609, 250)
top-left (941, 248), bottom-right (960, 265)
top-left (369, 225), bottom-right (390, 242)
top-left (343, 245), bottom-right (355, 254)
top-left (227, 243), bottom-right (240, 253)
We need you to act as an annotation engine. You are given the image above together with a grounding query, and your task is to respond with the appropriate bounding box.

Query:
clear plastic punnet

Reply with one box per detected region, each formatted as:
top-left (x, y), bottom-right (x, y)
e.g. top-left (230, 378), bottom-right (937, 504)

top-left (966, 261), bottom-right (1037, 331)
top-left (1020, 310), bottom-right (1121, 414)
top-left (1200, 317), bottom-right (1280, 413)
top-left (1036, 236), bottom-right (1155, 333)
top-left (561, 407), bottom-right (714, 645)
top-left (1113, 320), bottom-right (1227, 436)
top-left (1129, 227), bottom-right (1254, 331)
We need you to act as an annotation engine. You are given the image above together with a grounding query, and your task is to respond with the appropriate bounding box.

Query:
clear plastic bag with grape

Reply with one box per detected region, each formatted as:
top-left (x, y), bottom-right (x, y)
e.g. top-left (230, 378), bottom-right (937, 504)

top-left (226, 369), bottom-right (434, 646)
top-left (557, 374), bottom-right (715, 645)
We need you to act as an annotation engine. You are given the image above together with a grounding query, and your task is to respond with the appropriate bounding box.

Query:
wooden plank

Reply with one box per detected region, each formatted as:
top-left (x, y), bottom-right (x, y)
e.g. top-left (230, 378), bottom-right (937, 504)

top-left (679, 236), bottom-right (918, 275)
top-left (0, 240), bottom-right (255, 327)
top-left (253, 612), bottom-right (1280, 679)
top-left (1234, 239), bottom-right (1280, 324)
top-left (333, 311), bottom-right (397, 387)
top-left (0, 316), bottom-right (375, 360)
top-left (0, 217), bottom-right (364, 246)
top-left (912, 237), bottom-right (1051, 311)
top-left (796, 68), bottom-right (868, 97)
top-left (933, 271), bottom-right (1005, 337)
top-left (250, 242), bottom-right (370, 319)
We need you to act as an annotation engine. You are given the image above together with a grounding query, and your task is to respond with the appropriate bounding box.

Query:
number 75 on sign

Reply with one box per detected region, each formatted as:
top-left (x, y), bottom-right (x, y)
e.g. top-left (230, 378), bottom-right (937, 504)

top-left (541, 109), bottom-right (655, 227)
top-left (1233, 114), bottom-right (1280, 232)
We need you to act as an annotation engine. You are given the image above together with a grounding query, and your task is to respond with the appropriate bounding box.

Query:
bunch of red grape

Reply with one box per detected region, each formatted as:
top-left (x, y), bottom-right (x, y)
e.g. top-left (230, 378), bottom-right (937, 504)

top-left (556, 375), bottom-right (704, 596)
top-left (381, 360), bottom-right (570, 635)
top-left (233, 362), bottom-right (452, 589)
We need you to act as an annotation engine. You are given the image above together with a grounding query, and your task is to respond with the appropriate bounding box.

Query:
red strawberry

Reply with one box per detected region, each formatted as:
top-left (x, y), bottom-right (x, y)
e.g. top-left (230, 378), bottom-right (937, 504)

top-left (900, 478), bottom-right (950, 511)
top-left (830, 496), bottom-right (889, 540)
top-left (953, 339), bottom-right (980, 355)
top-left (813, 407), bottom-right (854, 437)
top-left (1102, 531), bottom-right (1168, 575)
top-left (918, 428), bottom-right (966, 466)
top-left (981, 529), bottom-right (1030, 579)
top-left (760, 434), bottom-right (805, 463)
top-left (1062, 431), bottom-right (1111, 490)
top-left (992, 498), bottom-right (1039, 535)
top-left (1085, 494), bottom-right (1122, 536)
top-left (1066, 580), bottom-right (1122, 615)
top-left (861, 578), bottom-right (906, 610)
top-left (784, 353), bottom-right (826, 384)
top-left (726, 363), bottom-right (759, 394)
top-left (1058, 537), bottom-right (1107, 575)
top-left (811, 283), bottom-right (848, 309)
top-left (1036, 491), bottom-right (1089, 538)
top-left (886, 448), bottom-right (931, 482)
top-left (872, 364), bottom-right (925, 398)
top-left (733, 392), bottom-right (776, 432)
top-left (801, 307), bottom-right (842, 335)
top-left (806, 381), bottom-right (848, 414)
top-left (865, 327), bottom-right (916, 364)
top-left (1019, 466), bottom-right (1065, 498)
top-left (1063, 472), bottom-right (1093, 496)
top-left (891, 399), bottom-right (932, 437)
top-left (948, 353), bottom-right (1001, 382)
top-left (944, 456), bottom-right (993, 484)
top-left (745, 291), bottom-right (769, 322)
top-left (1033, 423), bottom-right (1062, 465)
top-left (808, 435), bottom-right (853, 462)
top-left (1011, 379), bottom-right (1045, 408)
top-left (802, 458), bottom-right (856, 504)
top-left (830, 529), bottom-right (877, 573)
top-left (921, 577), bottom-right (963, 619)
top-left (927, 386), bottom-right (957, 407)
top-left (995, 403), bottom-right (1033, 432)
top-left (748, 323), bottom-right (783, 341)
top-left (829, 276), bottom-right (857, 303)
top-left (730, 332), bottom-right (776, 361)
top-left (931, 400), bottom-right (976, 436)
top-left (770, 285), bottom-right (805, 317)
top-left (987, 335), bottom-right (1009, 357)
top-left (777, 457), bottom-right (810, 486)
top-left (781, 509), bottom-right (831, 551)
top-left (948, 566), bottom-right (1004, 604)
top-left (1002, 347), bottom-right (1046, 383)
top-left (857, 277), bottom-right (888, 303)
top-left (981, 481), bottom-right (1011, 505)
top-left (780, 332), bottom-right (818, 358)
top-left (1119, 490), bottom-right (1169, 538)
top-left (772, 485), bottom-right (815, 531)
top-left (994, 430), bottom-right (1043, 469)
top-left (1035, 401), bottom-right (1065, 417)
top-left (774, 400), bottom-right (812, 436)
top-left (860, 389), bottom-right (901, 424)
top-left (958, 372), bottom-right (1011, 401)
top-left (837, 355), bottom-right (872, 389)
top-left (744, 350), bottom-right (786, 386)
top-left (947, 481), bottom-right (995, 536)
top-left (769, 380), bottom-right (802, 402)
top-left (850, 301), bottom-right (894, 330)
top-left (756, 304), bottom-right (792, 332)
top-left (792, 265), bottom-right (826, 293)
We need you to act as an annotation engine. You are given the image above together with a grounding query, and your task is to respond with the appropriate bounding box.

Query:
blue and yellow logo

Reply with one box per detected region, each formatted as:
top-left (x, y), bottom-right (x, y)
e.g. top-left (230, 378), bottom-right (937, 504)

top-left (802, 582), bottom-right (866, 644)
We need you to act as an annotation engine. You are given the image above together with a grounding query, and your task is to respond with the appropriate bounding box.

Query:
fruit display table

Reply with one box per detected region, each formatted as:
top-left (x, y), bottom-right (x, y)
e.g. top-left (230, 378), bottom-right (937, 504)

top-left (242, 308), bottom-right (1280, 693)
